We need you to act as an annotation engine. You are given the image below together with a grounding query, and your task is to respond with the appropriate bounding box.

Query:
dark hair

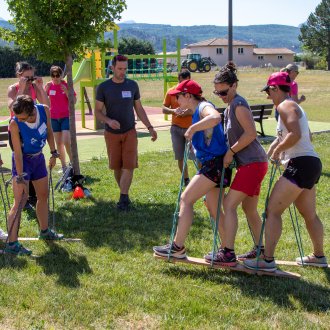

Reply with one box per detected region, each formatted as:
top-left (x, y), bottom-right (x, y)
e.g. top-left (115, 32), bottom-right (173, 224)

top-left (178, 69), bottom-right (191, 80)
top-left (15, 61), bottom-right (34, 76)
top-left (12, 95), bottom-right (35, 116)
top-left (277, 85), bottom-right (291, 93)
top-left (50, 65), bottom-right (63, 75)
top-left (213, 61), bottom-right (239, 84)
top-left (112, 54), bottom-right (128, 67)
top-left (191, 94), bottom-right (206, 102)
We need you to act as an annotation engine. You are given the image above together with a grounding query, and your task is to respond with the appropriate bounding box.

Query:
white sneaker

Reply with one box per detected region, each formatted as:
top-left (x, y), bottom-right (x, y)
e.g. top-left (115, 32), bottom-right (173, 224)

top-left (0, 228), bottom-right (8, 240)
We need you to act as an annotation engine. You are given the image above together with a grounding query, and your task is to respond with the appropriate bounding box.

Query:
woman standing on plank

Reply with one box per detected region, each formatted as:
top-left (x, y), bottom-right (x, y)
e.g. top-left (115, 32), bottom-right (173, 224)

top-left (204, 62), bottom-right (268, 266)
top-left (5, 95), bottom-right (64, 256)
top-left (153, 79), bottom-right (231, 258)
top-left (244, 71), bottom-right (327, 272)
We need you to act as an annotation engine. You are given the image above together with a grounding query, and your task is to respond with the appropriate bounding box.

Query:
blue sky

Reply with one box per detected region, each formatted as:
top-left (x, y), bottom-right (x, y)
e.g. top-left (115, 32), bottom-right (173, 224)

top-left (0, 0), bottom-right (322, 27)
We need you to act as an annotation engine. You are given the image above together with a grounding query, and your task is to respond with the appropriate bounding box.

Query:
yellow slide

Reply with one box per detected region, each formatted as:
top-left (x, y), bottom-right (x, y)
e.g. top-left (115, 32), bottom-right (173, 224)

top-left (72, 59), bottom-right (92, 84)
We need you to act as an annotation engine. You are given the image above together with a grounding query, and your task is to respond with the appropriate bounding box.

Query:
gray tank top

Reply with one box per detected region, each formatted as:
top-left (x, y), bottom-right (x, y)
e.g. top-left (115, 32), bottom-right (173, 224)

top-left (224, 94), bottom-right (267, 166)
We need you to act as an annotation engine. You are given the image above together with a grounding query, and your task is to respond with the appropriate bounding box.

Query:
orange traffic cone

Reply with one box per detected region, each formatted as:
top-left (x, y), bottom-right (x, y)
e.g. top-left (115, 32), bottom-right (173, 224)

top-left (72, 186), bottom-right (85, 199)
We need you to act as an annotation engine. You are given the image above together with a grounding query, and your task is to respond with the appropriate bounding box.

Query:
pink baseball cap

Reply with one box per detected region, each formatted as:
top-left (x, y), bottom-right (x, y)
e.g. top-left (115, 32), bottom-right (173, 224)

top-left (168, 79), bottom-right (203, 96)
top-left (261, 71), bottom-right (291, 91)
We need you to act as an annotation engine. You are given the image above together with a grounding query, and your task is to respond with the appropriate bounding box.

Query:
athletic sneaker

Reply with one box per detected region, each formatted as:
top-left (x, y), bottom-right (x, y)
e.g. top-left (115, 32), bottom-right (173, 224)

top-left (116, 196), bottom-right (132, 211)
top-left (153, 243), bottom-right (186, 259)
top-left (237, 246), bottom-right (264, 261)
top-left (5, 242), bottom-right (32, 256)
top-left (296, 254), bottom-right (328, 267)
top-left (243, 258), bottom-right (277, 272)
top-left (39, 229), bottom-right (64, 240)
top-left (0, 229), bottom-right (8, 240)
top-left (204, 248), bottom-right (237, 267)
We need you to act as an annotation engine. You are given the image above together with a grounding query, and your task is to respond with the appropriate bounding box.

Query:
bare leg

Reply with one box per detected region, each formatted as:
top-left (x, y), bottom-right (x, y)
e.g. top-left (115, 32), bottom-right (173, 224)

top-left (7, 181), bottom-right (28, 242)
top-left (222, 189), bottom-right (247, 250)
top-left (178, 159), bottom-right (189, 179)
top-left (242, 195), bottom-right (263, 246)
top-left (62, 130), bottom-right (72, 164)
top-left (174, 174), bottom-right (215, 247)
top-left (294, 186), bottom-right (324, 256)
top-left (264, 177), bottom-right (302, 258)
top-left (33, 177), bottom-right (49, 231)
top-left (114, 168), bottom-right (134, 195)
top-left (54, 132), bottom-right (66, 169)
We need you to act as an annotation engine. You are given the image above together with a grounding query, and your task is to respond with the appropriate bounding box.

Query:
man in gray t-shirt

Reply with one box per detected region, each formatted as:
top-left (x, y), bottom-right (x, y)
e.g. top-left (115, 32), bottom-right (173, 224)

top-left (95, 55), bottom-right (157, 211)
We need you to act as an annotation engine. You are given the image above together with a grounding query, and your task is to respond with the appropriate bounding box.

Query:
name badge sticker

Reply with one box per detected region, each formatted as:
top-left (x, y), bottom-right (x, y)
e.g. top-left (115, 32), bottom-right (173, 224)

top-left (49, 90), bottom-right (56, 96)
top-left (38, 122), bottom-right (47, 136)
top-left (122, 91), bottom-right (132, 98)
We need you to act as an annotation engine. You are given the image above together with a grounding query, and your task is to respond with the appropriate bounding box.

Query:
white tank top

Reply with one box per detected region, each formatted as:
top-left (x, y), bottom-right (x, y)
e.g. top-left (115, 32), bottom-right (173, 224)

top-left (277, 104), bottom-right (318, 164)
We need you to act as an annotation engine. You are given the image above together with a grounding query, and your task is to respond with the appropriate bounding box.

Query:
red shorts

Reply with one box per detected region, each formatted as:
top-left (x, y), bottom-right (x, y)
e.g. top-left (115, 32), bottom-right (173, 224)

top-left (104, 129), bottom-right (138, 170)
top-left (230, 162), bottom-right (268, 196)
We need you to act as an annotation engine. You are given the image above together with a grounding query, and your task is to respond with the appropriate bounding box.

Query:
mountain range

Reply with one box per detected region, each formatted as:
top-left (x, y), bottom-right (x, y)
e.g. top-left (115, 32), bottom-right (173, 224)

top-left (0, 19), bottom-right (302, 53)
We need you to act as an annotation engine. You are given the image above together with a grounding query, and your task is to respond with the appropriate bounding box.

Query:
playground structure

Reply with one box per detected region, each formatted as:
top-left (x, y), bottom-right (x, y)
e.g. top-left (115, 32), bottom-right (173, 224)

top-left (72, 28), bottom-right (182, 130)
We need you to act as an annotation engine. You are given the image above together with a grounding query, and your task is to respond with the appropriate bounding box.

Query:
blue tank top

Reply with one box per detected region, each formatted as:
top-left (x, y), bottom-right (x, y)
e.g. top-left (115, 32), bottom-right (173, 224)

top-left (14, 104), bottom-right (48, 154)
top-left (192, 101), bottom-right (227, 162)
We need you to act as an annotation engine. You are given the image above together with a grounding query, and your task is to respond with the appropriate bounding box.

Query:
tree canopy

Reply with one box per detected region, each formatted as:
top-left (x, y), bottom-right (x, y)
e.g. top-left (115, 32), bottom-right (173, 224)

top-left (299, 0), bottom-right (330, 70)
top-left (1, 0), bottom-right (126, 174)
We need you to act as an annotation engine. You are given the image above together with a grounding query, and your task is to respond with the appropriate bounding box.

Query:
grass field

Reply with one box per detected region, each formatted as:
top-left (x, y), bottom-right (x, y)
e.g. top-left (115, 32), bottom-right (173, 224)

top-left (0, 133), bottom-right (329, 329)
top-left (1, 68), bottom-right (330, 122)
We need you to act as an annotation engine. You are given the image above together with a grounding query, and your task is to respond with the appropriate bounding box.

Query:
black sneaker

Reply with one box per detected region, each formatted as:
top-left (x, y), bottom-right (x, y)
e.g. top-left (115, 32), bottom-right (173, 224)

top-left (116, 199), bottom-right (131, 211)
top-left (237, 246), bottom-right (264, 261)
top-left (153, 243), bottom-right (186, 259)
top-left (5, 242), bottom-right (32, 256)
top-left (39, 229), bottom-right (64, 240)
top-left (204, 248), bottom-right (237, 266)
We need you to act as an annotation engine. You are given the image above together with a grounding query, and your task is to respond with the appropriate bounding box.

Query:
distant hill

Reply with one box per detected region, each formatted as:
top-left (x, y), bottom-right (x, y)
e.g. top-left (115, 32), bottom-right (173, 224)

top-left (0, 19), bottom-right (302, 52)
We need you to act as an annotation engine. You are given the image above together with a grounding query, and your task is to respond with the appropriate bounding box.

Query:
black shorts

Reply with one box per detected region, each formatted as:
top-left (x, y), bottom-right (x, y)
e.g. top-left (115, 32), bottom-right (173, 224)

top-left (198, 155), bottom-right (232, 188)
top-left (283, 156), bottom-right (322, 189)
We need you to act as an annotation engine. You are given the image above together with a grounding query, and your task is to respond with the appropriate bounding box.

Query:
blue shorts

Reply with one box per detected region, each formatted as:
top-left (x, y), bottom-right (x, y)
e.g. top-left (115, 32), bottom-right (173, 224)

top-left (51, 117), bottom-right (70, 132)
top-left (12, 153), bottom-right (48, 181)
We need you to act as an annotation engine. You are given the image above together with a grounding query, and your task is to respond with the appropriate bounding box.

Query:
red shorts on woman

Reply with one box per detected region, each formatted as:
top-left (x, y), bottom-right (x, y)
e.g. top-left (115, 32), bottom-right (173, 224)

top-left (230, 162), bottom-right (268, 196)
top-left (104, 129), bottom-right (138, 170)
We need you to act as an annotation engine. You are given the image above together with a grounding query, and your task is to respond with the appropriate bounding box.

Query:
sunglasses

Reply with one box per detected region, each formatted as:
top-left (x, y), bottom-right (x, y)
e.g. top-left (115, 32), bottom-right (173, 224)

top-left (213, 88), bottom-right (230, 97)
top-left (265, 86), bottom-right (277, 95)
top-left (24, 76), bottom-right (36, 82)
top-left (51, 73), bottom-right (61, 78)
top-left (175, 92), bottom-right (187, 100)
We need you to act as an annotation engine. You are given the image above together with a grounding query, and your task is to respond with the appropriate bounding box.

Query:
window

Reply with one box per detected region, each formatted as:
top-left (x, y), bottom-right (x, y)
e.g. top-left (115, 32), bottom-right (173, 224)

top-left (258, 55), bottom-right (264, 60)
top-left (216, 48), bottom-right (223, 55)
top-left (238, 47), bottom-right (244, 54)
top-left (278, 55), bottom-right (283, 60)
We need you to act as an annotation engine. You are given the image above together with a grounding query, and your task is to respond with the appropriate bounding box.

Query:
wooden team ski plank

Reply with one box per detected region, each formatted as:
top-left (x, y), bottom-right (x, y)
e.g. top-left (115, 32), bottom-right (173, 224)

top-left (276, 259), bottom-right (329, 268)
top-left (0, 237), bottom-right (81, 242)
top-left (154, 254), bottom-right (301, 279)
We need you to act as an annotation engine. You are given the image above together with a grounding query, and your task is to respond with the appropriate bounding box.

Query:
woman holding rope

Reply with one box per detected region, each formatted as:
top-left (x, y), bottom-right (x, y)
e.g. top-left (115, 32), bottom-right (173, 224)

top-left (204, 62), bottom-right (268, 266)
top-left (5, 95), bottom-right (63, 256)
top-left (244, 71), bottom-right (327, 271)
top-left (153, 80), bottom-right (231, 258)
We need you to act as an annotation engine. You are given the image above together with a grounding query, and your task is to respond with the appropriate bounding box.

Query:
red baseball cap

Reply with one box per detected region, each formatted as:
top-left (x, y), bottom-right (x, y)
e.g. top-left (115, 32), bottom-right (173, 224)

top-left (168, 79), bottom-right (203, 96)
top-left (261, 71), bottom-right (291, 91)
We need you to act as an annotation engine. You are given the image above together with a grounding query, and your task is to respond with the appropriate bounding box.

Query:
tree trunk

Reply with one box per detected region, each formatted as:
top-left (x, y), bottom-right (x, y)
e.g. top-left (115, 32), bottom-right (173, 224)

top-left (66, 53), bottom-right (80, 175)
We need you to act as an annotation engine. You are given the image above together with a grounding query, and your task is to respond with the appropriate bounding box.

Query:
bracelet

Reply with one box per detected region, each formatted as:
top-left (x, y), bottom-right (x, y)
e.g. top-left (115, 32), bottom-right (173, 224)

top-left (50, 149), bottom-right (60, 159)
top-left (147, 126), bottom-right (153, 130)
top-left (15, 173), bottom-right (26, 184)
top-left (230, 147), bottom-right (236, 155)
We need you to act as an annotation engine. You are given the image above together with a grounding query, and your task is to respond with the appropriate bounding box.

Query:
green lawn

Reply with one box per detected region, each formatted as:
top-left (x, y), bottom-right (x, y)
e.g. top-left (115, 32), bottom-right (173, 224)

top-left (0, 133), bottom-right (329, 329)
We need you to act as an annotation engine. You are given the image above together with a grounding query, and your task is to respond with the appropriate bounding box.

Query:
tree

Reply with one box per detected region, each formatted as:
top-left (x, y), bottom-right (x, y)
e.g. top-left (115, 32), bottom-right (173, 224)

top-left (299, 0), bottom-right (330, 70)
top-left (0, 0), bottom-right (126, 174)
top-left (118, 37), bottom-right (155, 55)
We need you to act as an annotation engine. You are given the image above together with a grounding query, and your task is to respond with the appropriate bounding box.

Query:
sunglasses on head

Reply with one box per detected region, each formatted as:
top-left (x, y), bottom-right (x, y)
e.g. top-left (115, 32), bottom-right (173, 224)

top-left (213, 88), bottom-right (230, 97)
top-left (175, 92), bottom-right (187, 100)
top-left (51, 73), bottom-right (61, 78)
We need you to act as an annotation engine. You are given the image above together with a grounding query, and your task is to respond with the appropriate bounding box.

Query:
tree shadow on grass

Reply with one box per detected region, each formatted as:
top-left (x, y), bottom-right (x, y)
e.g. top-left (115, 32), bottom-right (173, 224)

top-left (161, 266), bottom-right (330, 312)
top-left (0, 252), bottom-right (28, 270)
top-left (52, 198), bottom-right (175, 252)
top-left (36, 242), bottom-right (92, 288)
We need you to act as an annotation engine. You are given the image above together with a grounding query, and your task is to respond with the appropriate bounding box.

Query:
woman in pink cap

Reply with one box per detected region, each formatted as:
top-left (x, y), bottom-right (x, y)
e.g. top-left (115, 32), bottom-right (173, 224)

top-left (244, 71), bottom-right (327, 272)
top-left (153, 79), bottom-right (231, 259)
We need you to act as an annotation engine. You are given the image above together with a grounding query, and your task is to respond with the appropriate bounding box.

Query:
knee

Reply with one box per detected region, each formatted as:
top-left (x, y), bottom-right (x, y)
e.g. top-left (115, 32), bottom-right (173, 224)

top-left (180, 192), bottom-right (194, 208)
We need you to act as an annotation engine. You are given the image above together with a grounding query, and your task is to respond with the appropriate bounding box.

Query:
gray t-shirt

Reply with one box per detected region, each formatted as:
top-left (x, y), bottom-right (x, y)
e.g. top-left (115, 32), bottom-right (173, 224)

top-left (224, 94), bottom-right (267, 166)
top-left (96, 78), bottom-right (140, 133)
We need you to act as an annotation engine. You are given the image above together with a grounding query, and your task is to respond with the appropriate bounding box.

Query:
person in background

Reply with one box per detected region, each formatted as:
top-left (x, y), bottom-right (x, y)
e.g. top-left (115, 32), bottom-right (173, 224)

top-left (162, 70), bottom-right (193, 186)
top-left (204, 62), bottom-right (268, 266)
top-left (95, 54), bottom-right (157, 211)
top-left (0, 155), bottom-right (8, 239)
top-left (7, 61), bottom-right (49, 209)
top-left (244, 71), bottom-right (327, 272)
top-left (45, 65), bottom-right (76, 173)
top-left (153, 80), bottom-right (231, 259)
top-left (6, 95), bottom-right (64, 256)
top-left (275, 63), bottom-right (306, 121)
